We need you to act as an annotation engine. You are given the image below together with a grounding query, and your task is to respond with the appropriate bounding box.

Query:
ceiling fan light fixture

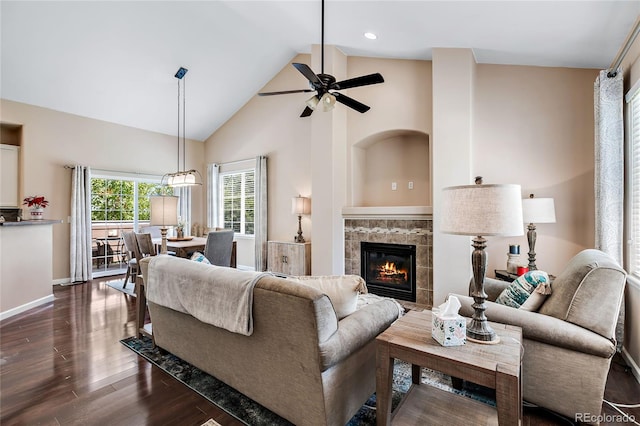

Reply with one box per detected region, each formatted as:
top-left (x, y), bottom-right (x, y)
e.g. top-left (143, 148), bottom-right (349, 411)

top-left (306, 95), bottom-right (320, 110)
top-left (320, 92), bottom-right (336, 112)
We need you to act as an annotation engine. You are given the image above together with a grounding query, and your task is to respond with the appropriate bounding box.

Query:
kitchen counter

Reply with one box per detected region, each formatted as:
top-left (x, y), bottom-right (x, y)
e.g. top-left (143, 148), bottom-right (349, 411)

top-left (0, 219), bottom-right (62, 226)
top-left (0, 220), bottom-right (61, 319)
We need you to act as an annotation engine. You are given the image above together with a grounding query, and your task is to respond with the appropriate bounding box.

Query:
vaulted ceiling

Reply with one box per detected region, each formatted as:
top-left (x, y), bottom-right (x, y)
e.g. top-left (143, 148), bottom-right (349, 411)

top-left (2, 1), bottom-right (639, 141)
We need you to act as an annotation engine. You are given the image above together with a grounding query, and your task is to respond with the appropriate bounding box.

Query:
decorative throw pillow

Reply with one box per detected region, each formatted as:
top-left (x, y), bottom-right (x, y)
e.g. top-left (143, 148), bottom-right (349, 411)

top-left (292, 275), bottom-right (367, 319)
top-left (495, 270), bottom-right (551, 309)
top-left (519, 291), bottom-right (548, 312)
top-left (190, 251), bottom-right (211, 264)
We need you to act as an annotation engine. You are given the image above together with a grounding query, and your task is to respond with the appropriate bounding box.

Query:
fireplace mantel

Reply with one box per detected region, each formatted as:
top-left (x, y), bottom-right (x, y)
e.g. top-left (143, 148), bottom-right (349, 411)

top-left (342, 206), bottom-right (432, 220)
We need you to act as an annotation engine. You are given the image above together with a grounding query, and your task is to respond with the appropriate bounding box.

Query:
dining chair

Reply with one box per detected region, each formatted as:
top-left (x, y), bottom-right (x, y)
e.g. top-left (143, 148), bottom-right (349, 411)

top-left (203, 229), bottom-right (235, 267)
top-left (122, 231), bottom-right (142, 288)
top-left (135, 232), bottom-right (157, 257)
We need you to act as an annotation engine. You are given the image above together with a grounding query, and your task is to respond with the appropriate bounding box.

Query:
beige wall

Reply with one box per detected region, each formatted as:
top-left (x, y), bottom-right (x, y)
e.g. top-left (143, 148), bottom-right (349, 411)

top-left (359, 134), bottom-right (430, 207)
top-left (205, 53), bottom-right (434, 268)
top-left (473, 64), bottom-right (598, 277)
top-left (0, 100), bottom-right (204, 281)
top-left (432, 48), bottom-right (476, 305)
top-left (205, 54), bottom-right (313, 249)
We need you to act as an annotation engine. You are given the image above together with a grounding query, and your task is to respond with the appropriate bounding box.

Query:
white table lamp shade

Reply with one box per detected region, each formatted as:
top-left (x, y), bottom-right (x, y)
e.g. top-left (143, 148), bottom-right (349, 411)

top-left (441, 184), bottom-right (524, 237)
top-left (150, 195), bottom-right (179, 227)
top-left (292, 196), bottom-right (311, 215)
top-left (522, 197), bottom-right (556, 224)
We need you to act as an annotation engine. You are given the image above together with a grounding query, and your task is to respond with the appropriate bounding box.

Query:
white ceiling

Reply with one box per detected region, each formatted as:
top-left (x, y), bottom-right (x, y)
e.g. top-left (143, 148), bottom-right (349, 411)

top-left (2, 1), bottom-right (639, 141)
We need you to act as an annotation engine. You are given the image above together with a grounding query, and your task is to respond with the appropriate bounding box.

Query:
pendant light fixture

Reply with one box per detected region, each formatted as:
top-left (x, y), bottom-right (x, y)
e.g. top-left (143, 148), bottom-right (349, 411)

top-left (163, 67), bottom-right (202, 187)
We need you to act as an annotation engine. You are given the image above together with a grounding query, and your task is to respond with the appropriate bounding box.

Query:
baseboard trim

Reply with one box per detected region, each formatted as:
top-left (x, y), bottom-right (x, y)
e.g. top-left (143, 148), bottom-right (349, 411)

top-left (53, 278), bottom-right (71, 285)
top-left (0, 294), bottom-right (55, 321)
top-left (622, 347), bottom-right (640, 384)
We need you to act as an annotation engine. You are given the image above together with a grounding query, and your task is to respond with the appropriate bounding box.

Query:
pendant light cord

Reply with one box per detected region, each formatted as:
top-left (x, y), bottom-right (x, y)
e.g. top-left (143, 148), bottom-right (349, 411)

top-left (177, 77), bottom-right (181, 173)
top-left (183, 75), bottom-right (186, 172)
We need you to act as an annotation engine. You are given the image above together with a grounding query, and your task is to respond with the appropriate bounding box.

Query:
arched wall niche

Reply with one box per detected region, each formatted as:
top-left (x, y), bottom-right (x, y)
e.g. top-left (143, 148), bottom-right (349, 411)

top-left (351, 129), bottom-right (431, 207)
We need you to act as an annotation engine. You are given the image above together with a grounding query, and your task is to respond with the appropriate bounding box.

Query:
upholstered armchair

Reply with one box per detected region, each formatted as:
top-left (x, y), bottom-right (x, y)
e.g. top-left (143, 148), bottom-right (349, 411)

top-left (452, 249), bottom-right (626, 424)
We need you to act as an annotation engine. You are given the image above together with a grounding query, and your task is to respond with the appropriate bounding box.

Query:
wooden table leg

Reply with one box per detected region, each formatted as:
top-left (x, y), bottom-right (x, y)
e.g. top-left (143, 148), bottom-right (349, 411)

top-left (376, 342), bottom-right (394, 426)
top-left (134, 275), bottom-right (146, 339)
top-left (411, 364), bottom-right (421, 385)
top-left (495, 364), bottom-right (521, 425)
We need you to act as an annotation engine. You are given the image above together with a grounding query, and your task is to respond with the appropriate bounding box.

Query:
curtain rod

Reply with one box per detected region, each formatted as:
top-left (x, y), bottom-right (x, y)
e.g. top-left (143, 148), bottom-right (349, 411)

top-left (608, 16), bottom-right (640, 78)
top-left (63, 164), bottom-right (162, 177)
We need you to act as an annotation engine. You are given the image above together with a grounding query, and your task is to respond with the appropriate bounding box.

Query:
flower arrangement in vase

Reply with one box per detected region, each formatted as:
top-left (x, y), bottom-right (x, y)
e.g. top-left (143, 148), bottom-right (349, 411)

top-left (23, 195), bottom-right (49, 220)
top-left (176, 217), bottom-right (185, 239)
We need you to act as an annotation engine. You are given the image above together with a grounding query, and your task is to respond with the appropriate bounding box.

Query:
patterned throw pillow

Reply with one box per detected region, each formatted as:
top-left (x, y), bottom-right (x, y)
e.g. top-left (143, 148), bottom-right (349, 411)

top-left (495, 270), bottom-right (551, 309)
top-left (190, 251), bottom-right (211, 264)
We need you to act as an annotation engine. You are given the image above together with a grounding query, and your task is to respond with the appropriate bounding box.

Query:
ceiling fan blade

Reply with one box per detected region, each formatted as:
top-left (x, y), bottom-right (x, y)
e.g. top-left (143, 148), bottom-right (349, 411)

top-left (300, 106), bottom-right (314, 117)
top-left (258, 89), bottom-right (314, 96)
top-left (293, 63), bottom-right (322, 86)
top-left (331, 73), bottom-right (384, 90)
top-left (333, 92), bottom-right (370, 113)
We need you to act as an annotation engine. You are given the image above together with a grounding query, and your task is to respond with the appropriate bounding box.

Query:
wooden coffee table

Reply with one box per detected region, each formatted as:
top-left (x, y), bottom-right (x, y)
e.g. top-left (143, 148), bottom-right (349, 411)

top-left (376, 310), bottom-right (522, 425)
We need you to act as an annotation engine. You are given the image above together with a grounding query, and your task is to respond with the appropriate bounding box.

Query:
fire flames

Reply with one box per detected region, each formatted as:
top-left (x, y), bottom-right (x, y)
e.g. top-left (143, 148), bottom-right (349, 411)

top-left (376, 261), bottom-right (407, 281)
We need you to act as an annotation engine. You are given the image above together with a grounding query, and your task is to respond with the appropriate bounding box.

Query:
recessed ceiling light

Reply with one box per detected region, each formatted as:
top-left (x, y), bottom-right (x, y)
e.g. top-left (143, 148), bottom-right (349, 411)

top-left (364, 32), bottom-right (377, 40)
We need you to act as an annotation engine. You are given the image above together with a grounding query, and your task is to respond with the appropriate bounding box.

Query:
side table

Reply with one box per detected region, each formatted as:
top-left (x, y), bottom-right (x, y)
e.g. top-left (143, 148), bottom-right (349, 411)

top-left (376, 310), bottom-right (522, 425)
top-left (495, 269), bottom-right (520, 282)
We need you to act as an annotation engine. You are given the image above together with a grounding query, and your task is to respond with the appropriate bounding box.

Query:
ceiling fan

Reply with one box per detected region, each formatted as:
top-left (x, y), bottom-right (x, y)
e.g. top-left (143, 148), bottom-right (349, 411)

top-left (257, 0), bottom-right (384, 117)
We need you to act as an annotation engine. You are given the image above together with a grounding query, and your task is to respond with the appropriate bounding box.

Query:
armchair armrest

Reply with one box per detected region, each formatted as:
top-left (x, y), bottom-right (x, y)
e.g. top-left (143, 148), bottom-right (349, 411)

top-left (452, 294), bottom-right (616, 358)
top-left (318, 299), bottom-right (399, 371)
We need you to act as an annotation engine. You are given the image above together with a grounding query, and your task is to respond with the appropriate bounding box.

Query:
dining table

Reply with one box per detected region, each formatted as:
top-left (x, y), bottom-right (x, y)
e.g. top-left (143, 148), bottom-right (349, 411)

top-left (152, 236), bottom-right (237, 267)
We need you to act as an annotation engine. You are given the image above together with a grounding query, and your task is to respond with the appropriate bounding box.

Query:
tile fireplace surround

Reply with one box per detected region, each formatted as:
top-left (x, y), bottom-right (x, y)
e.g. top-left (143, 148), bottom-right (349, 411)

top-left (344, 218), bottom-right (433, 307)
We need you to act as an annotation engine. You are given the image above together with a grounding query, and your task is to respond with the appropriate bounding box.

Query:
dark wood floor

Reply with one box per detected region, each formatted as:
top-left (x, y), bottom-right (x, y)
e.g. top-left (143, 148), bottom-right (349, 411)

top-left (1, 276), bottom-right (638, 425)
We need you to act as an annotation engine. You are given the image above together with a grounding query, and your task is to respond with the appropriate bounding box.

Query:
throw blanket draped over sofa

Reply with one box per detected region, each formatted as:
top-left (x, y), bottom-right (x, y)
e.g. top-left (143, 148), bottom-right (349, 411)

top-left (141, 255), bottom-right (400, 426)
top-left (147, 255), bottom-right (271, 335)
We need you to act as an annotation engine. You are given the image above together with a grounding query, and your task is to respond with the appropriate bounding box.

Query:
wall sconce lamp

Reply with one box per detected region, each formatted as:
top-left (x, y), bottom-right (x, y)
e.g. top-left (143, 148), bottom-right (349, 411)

top-left (150, 195), bottom-right (179, 254)
top-left (292, 195), bottom-right (311, 243)
top-left (441, 177), bottom-right (524, 344)
top-left (522, 194), bottom-right (556, 271)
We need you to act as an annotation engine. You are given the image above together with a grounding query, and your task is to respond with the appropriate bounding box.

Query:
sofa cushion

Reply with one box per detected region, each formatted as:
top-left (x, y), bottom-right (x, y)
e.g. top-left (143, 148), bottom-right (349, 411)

top-left (495, 270), bottom-right (551, 308)
top-left (292, 275), bottom-right (367, 319)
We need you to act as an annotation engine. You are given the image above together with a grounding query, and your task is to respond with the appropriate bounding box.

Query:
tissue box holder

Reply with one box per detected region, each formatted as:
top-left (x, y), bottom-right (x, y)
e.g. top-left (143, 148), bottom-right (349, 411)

top-left (431, 311), bottom-right (466, 346)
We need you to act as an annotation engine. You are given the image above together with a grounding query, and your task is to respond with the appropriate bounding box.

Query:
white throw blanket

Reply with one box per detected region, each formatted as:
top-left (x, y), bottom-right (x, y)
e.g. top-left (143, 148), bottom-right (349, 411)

top-left (146, 255), bottom-right (271, 336)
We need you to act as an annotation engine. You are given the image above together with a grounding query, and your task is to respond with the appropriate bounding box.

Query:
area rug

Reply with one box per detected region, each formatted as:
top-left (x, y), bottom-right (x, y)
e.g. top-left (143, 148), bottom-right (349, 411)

top-left (121, 336), bottom-right (495, 425)
top-left (105, 278), bottom-right (136, 297)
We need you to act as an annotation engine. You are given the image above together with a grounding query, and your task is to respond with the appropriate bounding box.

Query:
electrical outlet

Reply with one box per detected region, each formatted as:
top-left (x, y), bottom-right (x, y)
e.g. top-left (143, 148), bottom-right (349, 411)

top-left (391, 182), bottom-right (397, 191)
top-left (408, 181), bottom-right (414, 190)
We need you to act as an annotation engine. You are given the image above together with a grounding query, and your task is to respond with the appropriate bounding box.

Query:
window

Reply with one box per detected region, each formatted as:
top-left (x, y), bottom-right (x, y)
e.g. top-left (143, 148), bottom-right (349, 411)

top-left (90, 176), bottom-right (164, 277)
top-left (220, 170), bottom-right (255, 235)
top-left (627, 84), bottom-right (640, 278)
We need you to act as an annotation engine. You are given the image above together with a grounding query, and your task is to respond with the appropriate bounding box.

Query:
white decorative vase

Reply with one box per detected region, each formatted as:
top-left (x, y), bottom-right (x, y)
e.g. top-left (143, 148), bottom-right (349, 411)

top-left (30, 207), bottom-right (44, 220)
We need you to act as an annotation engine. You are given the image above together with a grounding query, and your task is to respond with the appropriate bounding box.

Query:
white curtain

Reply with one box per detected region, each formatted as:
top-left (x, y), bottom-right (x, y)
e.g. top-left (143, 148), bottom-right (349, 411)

top-left (174, 186), bottom-right (191, 236)
top-left (207, 163), bottom-right (220, 229)
top-left (594, 68), bottom-right (624, 350)
top-left (254, 156), bottom-right (268, 271)
top-left (70, 165), bottom-right (92, 283)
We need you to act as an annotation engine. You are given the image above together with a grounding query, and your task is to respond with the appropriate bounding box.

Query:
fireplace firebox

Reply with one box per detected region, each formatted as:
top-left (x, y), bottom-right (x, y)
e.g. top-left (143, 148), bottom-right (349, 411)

top-left (361, 242), bottom-right (416, 302)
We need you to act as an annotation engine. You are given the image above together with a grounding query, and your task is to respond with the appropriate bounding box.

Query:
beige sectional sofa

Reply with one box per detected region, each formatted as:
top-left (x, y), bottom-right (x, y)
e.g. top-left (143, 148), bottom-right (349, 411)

top-left (140, 255), bottom-right (400, 426)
